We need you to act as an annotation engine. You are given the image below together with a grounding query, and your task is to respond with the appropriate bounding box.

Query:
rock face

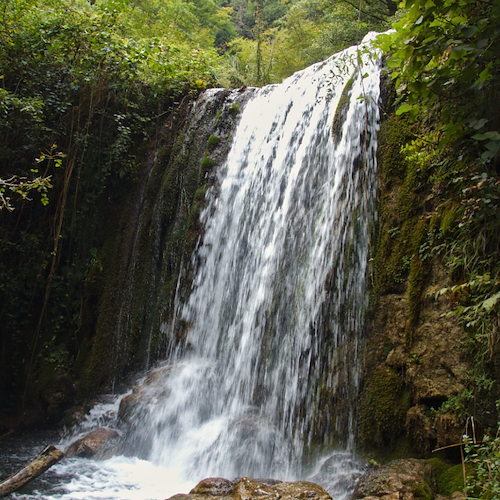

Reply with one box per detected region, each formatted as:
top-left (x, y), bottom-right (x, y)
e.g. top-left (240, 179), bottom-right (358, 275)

top-left (360, 259), bottom-right (468, 454)
top-left (359, 100), bottom-right (471, 456)
top-left (65, 427), bottom-right (121, 459)
top-left (166, 477), bottom-right (332, 500)
top-left (353, 459), bottom-right (434, 500)
top-left (352, 459), bottom-right (468, 500)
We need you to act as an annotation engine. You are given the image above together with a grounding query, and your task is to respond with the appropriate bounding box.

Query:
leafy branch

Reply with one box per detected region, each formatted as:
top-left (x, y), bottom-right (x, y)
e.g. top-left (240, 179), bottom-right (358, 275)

top-left (0, 174), bottom-right (52, 211)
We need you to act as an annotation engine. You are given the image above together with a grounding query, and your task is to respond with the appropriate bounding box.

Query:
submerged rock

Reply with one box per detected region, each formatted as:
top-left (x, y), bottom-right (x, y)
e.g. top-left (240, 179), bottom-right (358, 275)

top-left (166, 477), bottom-right (332, 500)
top-left (65, 427), bottom-right (121, 459)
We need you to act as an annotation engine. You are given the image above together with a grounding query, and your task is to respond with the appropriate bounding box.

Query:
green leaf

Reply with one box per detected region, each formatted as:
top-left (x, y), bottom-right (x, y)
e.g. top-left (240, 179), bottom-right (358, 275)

top-left (469, 118), bottom-right (489, 130)
top-left (481, 291), bottom-right (500, 312)
top-left (396, 103), bottom-right (413, 115)
top-left (472, 131), bottom-right (500, 141)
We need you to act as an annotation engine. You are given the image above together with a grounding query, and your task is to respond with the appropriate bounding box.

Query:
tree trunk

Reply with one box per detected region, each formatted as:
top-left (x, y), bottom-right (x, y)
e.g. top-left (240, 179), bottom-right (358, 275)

top-left (0, 445), bottom-right (64, 497)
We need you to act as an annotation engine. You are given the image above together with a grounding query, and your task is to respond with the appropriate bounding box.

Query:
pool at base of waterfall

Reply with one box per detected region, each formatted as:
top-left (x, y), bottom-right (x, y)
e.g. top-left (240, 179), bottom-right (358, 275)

top-left (0, 432), bottom-right (363, 500)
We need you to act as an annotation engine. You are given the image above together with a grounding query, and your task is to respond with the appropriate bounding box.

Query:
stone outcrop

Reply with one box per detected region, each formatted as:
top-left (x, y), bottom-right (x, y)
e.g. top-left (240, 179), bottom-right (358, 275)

top-left (353, 459), bottom-right (431, 500)
top-left (167, 477), bottom-right (332, 500)
top-left (361, 258), bottom-right (468, 454)
top-left (352, 459), bottom-right (465, 500)
top-left (118, 364), bottom-right (173, 424)
top-left (64, 428), bottom-right (121, 459)
top-left (359, 101), bottom-right (471, 455)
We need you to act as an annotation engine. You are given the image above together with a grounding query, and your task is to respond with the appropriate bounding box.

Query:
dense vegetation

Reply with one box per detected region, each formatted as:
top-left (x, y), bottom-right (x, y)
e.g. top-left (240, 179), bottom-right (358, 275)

top-left (1, 0), bottom-right (500, 493)
top-left (374, 1), bottom-right (500, 496)
top-left (378, 0), bottom-right (500, 422)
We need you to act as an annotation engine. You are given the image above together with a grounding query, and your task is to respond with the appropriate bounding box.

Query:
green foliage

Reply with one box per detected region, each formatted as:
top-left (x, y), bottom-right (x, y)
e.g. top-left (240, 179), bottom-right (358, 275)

top-left (377, 0), bottom-right (500, 159)
top-left (464, 424), bottom-right (500, 500)
top-left (0, 174), bottom-right (53, 211)
top-left (227, 0), bottom-right (397, 85)
top-left (375, 0), bottom-right (500, 433)
top-left (0, 0), bottom-right (233, 413)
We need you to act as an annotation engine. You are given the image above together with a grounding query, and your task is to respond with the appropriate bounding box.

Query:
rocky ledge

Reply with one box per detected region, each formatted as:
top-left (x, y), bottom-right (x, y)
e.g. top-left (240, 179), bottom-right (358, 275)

top-left (166, 477), bottom-right (331, 500)
top-left (353, 459), bottom-right (465, 500)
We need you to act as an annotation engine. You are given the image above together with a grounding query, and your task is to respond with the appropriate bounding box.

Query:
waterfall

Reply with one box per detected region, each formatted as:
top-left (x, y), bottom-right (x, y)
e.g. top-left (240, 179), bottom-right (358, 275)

top-left (5, 34), bottom-right (382, 500)
top-left (119, 33), bottom-right (381, 493)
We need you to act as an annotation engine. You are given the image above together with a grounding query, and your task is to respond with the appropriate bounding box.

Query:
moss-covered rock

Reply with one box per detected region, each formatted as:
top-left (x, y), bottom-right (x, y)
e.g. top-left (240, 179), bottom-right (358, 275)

top-left (358, 367), bottom-right (409, 450)
top-left (362, 77), bottom-right (469, 459)
top-left (427, 458), bottom-right (467, 497)
top-left (77, 88), bottom-right (254, 399)
top-left (332, 75), bottom-right (354, 143)
top-left (353, 458), bottom-right (434, 500)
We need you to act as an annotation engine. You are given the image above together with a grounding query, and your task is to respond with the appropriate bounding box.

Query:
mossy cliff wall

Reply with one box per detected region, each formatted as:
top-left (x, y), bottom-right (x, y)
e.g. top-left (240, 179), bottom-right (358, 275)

top-left (76, 89), bottom-right (252, 399)
top-left (357, 76), bottom-right (469, 459)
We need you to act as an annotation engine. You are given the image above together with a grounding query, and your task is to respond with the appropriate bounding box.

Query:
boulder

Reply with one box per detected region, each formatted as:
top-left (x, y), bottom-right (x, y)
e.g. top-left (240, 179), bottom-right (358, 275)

top-left (352, 459), bottom-right (433, 500)
top-left (190, 477), bottom-right (236, 496)
top-left (165, 477), bottom-right (332, 500)
top-left (65, 427), bottom-right (121, 459)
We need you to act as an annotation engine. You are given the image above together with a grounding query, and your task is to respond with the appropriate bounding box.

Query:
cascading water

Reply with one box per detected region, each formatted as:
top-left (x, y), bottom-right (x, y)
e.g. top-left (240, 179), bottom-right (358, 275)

top-left (120, 32), bottom-right (381, 492)
top-left (3, 34), bottom-right (381, 500)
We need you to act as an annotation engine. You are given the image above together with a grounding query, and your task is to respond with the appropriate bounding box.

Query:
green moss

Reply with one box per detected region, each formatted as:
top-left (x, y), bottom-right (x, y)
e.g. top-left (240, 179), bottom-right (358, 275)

top-left (200, 156), bottom-right (214, 179)
top-left (440, 201), bottom-right (462, 237)
top-left (377, 115), bottom-right (413, 182)
top-left (374, 117), bottom-right (430, 294)
top-left (228, 102), bottom-right (240, 115)
top-left (215, 108), bottom-right (223, 121)
top-left (405, 255), bottom-right (425, 346)
top-left (427, 458), bottom-right (467, 496)
top-left (332, 75), bottom-right (354, 142)
top-left (376, 217), bottom-right (424, 291)
top-left (206, 134), bottom-right (220, 152)
top-left (358, 367), bottom-right (410, 450)
top-left (188, 186), bottom-right (207, 224)
top-left (408, 480), bottom-right (433, 500)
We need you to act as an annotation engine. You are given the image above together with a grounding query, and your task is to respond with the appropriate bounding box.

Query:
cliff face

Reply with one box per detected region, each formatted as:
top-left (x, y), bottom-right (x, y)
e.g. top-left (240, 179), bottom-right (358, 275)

top-left (0, 88), bottom-right (253, 430)
top-left (357, 77), bottom-right (480, 459)
top-left (76, 89), bottom-right (253, 398)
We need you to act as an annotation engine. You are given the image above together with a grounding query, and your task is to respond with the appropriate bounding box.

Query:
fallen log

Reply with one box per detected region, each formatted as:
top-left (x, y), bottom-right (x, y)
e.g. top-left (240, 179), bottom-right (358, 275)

top-left (0, 444), bottom-right (64, 497)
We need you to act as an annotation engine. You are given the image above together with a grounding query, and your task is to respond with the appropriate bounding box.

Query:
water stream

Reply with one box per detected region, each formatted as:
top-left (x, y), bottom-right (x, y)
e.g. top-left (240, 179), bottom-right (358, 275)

top-left (1, 34), bottom-right (381, 500)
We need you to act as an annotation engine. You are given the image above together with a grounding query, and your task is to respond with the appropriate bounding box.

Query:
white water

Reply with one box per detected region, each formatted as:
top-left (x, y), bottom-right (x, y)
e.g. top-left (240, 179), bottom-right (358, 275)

top-left (8, 34), bottom-right (381, 500)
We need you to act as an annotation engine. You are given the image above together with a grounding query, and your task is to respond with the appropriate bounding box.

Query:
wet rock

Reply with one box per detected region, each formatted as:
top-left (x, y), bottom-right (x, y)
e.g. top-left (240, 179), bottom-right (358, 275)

top-left (118, 391), bottom-right (143, 423)
top-left (118, 365), bottom-right (173, 423)
top-left (65, 427), bottom-right (121, 459)
top-left (272, 481), bottom-right (331, 500)
top-left (405, 405), bottom-right (436, 455)
top-left (434, 413), bottom-right (463, 450)
top-left (167, 477), bottom-right (332, 500)
top-left (352, 459), bottom-right (433, 500)
top-left (61, 405), bottom-right (88, 428)
top-left (190, 478), bottom-right (236, 495)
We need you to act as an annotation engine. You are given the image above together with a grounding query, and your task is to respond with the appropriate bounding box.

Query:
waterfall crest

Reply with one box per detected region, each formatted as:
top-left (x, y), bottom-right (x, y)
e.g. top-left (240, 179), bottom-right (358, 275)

top-left (121, 34), bottom-right (382, 491)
